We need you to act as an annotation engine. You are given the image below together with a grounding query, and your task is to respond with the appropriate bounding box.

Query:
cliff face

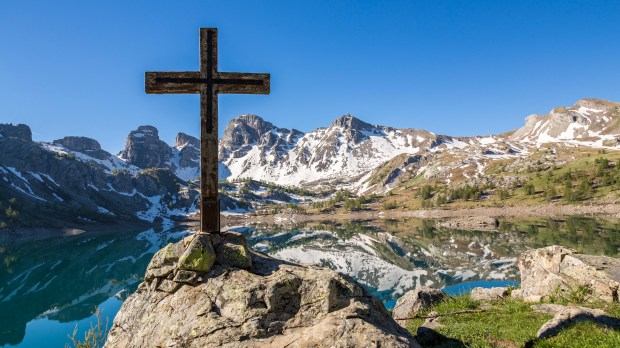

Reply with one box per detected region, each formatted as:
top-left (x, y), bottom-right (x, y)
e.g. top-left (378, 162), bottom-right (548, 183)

top-left (118, 125), bottom-right (172, 169)
top-left (105, 232), bottom-right (420, 348)
top-left (0, 124), bottom-right (197, 228)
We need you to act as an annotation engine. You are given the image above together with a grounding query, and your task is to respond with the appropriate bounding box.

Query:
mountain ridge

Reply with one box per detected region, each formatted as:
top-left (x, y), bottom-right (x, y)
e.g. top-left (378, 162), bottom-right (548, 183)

top-left (2, 98), bottom-right (620, 228)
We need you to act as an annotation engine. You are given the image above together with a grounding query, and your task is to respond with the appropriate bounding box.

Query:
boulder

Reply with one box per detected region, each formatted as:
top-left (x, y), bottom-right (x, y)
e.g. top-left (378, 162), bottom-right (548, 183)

top-left (393, 287), bottom-right (446, 322)
top-left (177, 234), bottom-right (217, 273)
top-left (534, 305), bottom-right (620, 339)
top-left (415, 313), bottom-right (444, 346)
top-left (518, 245), bottom-right (620, 303)
top-left (211, 231), bottom-right (253, 269)
top-left (144, 238), bottom-right (188, 280)
top-left (470, 287), bottom-right (509, 302)
top-left (105, 232), bottom-right (420, 348)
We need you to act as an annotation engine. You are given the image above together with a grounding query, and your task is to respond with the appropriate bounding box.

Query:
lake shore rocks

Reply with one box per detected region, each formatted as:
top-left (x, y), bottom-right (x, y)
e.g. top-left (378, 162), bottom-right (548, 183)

top-left (516, 245), bottom-right (620, 303)
top-left (392, 287), bottom-right (446, 323)
top-left (105, 231), bottom-right (419, 348)
top-left (470, 287), bottom-right (509, 302)
top-left (437, 216), bottom-right (499, 231)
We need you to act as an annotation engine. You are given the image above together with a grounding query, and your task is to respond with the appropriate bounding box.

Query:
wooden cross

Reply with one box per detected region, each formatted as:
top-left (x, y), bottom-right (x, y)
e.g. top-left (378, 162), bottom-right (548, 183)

top-left (145, 28), bottom-right (270, 233)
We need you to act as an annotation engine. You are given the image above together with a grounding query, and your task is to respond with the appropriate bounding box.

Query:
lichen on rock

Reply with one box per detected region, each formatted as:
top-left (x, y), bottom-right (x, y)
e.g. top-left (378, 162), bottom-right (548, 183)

top-left (177, 234), bottom-right (216, 273)
top-left (211, 231), bottom-right (252, 269)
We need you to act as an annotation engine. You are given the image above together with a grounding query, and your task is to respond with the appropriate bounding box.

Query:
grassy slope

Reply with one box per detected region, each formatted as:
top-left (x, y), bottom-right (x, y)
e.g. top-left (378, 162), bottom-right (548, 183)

top-left (405, 295), bottom-right (620, 348)
top-left (367, 147), bottom-right (620, 212)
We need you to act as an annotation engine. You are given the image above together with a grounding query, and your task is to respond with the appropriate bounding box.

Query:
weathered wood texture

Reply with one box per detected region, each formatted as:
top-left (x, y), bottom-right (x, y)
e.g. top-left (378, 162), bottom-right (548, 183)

top-left (144, 28), bottom-right (270, 233)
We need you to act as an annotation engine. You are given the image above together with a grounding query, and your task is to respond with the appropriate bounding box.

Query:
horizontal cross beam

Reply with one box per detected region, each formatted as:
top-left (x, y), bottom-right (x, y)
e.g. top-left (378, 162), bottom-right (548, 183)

top-left (145, 72), bottom-right (270, 94)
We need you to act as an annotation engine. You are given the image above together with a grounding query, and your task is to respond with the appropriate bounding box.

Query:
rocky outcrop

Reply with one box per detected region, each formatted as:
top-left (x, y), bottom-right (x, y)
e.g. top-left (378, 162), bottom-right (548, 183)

top-left (532, 304), bottom-right (620, 339)
top-left (415, 312), bottom-right (444, 347)
top-left (175, 132), bottom-right (200, 169)
top-left (219, 114), bottom-right (302, 161)
top-left (438, 216), bottom-right (499, 231)
top-left (510, 98), bottom-right (620, 142)
top-left (118, 125), bottom-right (172, 169)
top-left (470, 287), bottom-right (509, 302)
top-left (52, 136), bottom-right (110, 160)
top-left (516, 245), bottom-right (620, 303)
top-left (392, 287), bottom-right (446, 322)
top-left (0, 124), bottom-right (32, 142)
top-left (0, 125), bottom-right (197, 228)
top-left (105, 231), bottom-right (419, 348)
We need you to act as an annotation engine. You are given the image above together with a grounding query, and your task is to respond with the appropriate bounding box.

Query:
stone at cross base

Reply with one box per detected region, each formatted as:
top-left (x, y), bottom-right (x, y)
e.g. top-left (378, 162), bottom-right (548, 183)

top-left (104, 231), bottom-right (420, 347)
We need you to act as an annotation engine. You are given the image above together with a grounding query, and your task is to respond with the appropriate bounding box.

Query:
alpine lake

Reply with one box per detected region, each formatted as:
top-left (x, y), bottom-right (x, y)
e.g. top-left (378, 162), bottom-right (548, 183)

top-left (2, 216), bottom-right (620, 347)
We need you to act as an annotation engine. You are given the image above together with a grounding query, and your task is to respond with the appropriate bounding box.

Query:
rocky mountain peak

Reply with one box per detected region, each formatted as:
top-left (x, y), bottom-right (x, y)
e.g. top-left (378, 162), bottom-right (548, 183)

top-left (175, 132), bottom-right (199, 149)
top-left (52, 136), bottom-right (111, 160)
top-left (220, 114), bottom-right (277, 151)
top-left (53, 136), bottom-right (102, 152)
top-left (119, 125), bottom-right (172, 169)
top-left (230, 114), bottom-right (275, 134)
top-left (134, 125), bottom-right (159, 138)
top-left (0, 123), bottom-right (32, 142)
top-left (330, 114), bottom-right (374, 132)
top-left (575, 98), bottom-right (619, 110)
top-left (510, 98), bottom-right (620, 144)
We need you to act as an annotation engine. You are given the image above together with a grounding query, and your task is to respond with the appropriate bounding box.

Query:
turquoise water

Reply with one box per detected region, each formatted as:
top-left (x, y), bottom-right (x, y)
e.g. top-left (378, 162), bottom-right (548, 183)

top-left (1, 217), bottom-right (619, 347)
top-left (0, 227), bottom-right (190, 347)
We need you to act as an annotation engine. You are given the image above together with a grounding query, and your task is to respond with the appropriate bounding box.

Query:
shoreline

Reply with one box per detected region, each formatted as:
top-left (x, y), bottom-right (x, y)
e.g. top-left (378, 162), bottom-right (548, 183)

top-left (3, 201), bottom-right (619, 237)
top-left (221, 201), bottom-right (620, 226)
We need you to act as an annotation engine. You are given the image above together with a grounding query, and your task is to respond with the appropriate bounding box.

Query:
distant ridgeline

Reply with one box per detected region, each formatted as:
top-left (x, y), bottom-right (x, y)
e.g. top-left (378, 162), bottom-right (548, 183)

top-left (1, 98), bottom-right (620, 228)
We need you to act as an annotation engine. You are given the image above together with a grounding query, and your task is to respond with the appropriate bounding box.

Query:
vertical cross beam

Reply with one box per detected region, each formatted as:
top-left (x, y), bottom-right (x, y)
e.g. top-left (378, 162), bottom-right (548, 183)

top-left (145, 28), bottom-right (269, 234)
top-left (200, 28), bottom-right (219, 233)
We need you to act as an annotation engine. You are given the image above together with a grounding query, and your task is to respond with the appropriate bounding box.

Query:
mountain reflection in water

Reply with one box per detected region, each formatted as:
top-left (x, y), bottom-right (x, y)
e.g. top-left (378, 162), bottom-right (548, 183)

top-left (0, 227), bottom-right (190, 347)
top-left (1, 216), bottom-right (619, 347)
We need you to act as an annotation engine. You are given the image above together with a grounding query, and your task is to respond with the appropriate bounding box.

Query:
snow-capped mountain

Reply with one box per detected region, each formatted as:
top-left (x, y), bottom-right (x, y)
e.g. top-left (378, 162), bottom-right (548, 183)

top-left (0, 124), bottom-right (198, 228)
top-left (2, 98), bottom-right (620, 228)
top-left (219, 114), bottom-right (463, 188)
top-left (118, 125), bottom-right (200, 181)
top-left (219, 98), bottom-right (620, 192)
top-left (509, 98), bottom-right (620, 147)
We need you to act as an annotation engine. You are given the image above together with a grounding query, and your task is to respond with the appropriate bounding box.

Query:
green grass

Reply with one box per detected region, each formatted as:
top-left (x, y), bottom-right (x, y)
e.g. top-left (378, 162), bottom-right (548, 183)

top-left (533, 321), bottom-right (620, 348)
top-left (406, 295), bottom-right (620, 348)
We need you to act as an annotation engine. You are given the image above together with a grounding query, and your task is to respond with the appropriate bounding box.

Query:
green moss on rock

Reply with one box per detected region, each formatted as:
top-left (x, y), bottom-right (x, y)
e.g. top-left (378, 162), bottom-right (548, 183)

top-left (178, 234), bottom-right (216, 273)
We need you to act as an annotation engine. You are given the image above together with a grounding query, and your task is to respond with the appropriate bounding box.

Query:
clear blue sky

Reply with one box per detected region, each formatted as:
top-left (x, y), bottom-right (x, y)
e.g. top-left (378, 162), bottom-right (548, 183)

top-left (1, 0), bottom-right (619, 153)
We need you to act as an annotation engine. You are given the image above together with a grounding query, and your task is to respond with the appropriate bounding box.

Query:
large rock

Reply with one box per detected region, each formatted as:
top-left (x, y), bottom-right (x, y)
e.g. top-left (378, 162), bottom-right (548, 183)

top-left (517, 246), bottom-right (620, 303)
top-left (415, 313), bottom-right (444, 346)
top-left (392, 287), bottom-right (446, 322)
top-left (470, 287), bottom-right (509, 302)
top-left (105, 232), bottom-right (419, 348)
top-left (177, 234), bottom-right (217, 273)
top-left (533, 304), bottom-right (620, 339)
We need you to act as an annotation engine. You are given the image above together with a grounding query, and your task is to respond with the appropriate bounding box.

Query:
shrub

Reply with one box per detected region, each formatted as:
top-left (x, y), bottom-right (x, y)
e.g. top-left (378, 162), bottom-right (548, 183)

top-left (382, 201), bottom-right (398, 210)
top-left (524, 183), bottom-right (536, 196)
top-left (65, 309), bottom-right (109, 348)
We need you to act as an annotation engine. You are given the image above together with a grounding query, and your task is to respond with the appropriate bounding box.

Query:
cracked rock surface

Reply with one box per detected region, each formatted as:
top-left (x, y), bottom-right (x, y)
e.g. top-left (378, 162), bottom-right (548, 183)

top-left (517, 245), bottom-right (620, 303)
top-left (104, 231), bottom-right (419, 348)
